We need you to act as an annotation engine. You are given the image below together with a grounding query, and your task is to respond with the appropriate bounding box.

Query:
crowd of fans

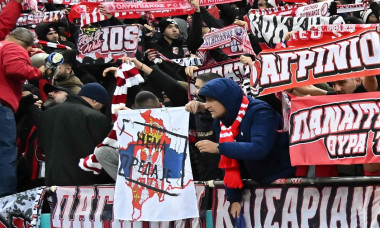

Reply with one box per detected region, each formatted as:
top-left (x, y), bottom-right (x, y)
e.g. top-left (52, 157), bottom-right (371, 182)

top-left (1, 0), bottom-right (380, 217)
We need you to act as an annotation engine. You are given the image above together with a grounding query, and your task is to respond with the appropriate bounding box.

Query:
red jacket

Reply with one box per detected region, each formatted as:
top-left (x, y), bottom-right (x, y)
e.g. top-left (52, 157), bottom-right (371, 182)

top-left (0, 41), bottom-right (41, 112)
top-left (0, 0), bottom-right (22, 41)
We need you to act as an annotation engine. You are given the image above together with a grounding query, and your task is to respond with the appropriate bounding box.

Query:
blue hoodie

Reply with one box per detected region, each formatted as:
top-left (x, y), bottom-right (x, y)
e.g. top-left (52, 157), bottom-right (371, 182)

top-left (198, 78), bottom-right (295, 202)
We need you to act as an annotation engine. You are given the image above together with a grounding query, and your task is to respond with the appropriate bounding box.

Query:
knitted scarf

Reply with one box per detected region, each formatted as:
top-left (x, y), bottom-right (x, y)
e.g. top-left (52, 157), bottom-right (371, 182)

top-left (79, 63), bottom-right (144, 174)
top-left (218, 96), bottom-right (249, 189)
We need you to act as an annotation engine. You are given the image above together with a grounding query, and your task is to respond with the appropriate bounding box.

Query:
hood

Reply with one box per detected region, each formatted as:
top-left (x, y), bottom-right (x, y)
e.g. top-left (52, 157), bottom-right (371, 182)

top-left (198, 78), bottom-right (243, 127)
top-left (35, 23), bottom-right (59, 41)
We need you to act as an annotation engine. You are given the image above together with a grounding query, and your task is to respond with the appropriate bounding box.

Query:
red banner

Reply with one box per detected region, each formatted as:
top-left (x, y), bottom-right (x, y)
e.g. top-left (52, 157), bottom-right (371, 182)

top-left (289, 92), bottom-right (380, 166)
top-left (286, 24), bottom-right (376, 47)
top-left (75, 1), bottom-right (193, 26)
top-left (250, 26), bottom-right (380, 96)
top-left (199, 0), bottom-right (241, 5)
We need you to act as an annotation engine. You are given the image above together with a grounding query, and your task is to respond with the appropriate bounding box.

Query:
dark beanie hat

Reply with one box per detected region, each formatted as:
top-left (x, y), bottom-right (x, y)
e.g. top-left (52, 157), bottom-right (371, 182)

top-left (78, 82), bottom-right (109, 105)
top-left (158, 18), bottom-right (178, 33)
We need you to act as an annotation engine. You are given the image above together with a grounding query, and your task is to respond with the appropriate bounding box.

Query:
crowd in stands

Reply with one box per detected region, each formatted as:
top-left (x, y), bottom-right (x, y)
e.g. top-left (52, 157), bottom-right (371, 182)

top-left (1, 0), bottom-right (380, 217)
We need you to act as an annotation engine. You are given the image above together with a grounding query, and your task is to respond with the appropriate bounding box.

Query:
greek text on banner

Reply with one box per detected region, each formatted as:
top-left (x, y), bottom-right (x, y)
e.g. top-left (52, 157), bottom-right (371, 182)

top-left (289, 92), bottom-right (380, 166)
top-left (250, 26), bottom-right (380, 96)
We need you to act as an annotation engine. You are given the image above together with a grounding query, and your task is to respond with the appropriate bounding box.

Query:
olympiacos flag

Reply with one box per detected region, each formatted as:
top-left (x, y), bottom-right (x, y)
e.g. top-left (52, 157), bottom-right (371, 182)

top-left (114, 107), bottom-right (199, 221)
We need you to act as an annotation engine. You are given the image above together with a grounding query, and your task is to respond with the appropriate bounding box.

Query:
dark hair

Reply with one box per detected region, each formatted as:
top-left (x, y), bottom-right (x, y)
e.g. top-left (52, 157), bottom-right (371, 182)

top-left (196, 73), bottom-right (222, 84)
top-left (134, 91), bottom-right (160, 108)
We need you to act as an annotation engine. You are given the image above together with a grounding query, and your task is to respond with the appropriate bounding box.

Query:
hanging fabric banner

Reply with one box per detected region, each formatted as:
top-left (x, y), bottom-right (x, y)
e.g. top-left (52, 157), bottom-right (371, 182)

top-left (16, 10), bottom-right (66, 27)
top-left (289, 92), bottom-right (380, 166)
top-left (250, 1), bottom-right (365, 17)
top-left (188, 58), bottom-right (251, 99)
top-left (73, 0), bottom-right (241, 26)
top-left (197, 24), bottom-right (255, 58)
top-left (213, 183), bottom-right (380, 228)
top-left (247, 13), bottom-right (344, 48)
top-left (114, 107), bottom-right (199, 221)
top-left (50, 184), bottom-right (208, 227)
top-left (76, 24), bottom-right (140, 64)
top-left (285, 24), bottom-right (375, 47)
top-left (250, 25), bottom-right (380, 96)
top-left (97, 0), bottom-right (194, 24)
top-left (0, 187), bottom-right (45, 228)
top-left (37, 0), bottom-right (136, 5)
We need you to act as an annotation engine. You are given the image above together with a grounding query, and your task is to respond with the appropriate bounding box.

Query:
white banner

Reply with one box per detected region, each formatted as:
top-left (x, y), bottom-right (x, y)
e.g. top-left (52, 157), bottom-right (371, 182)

top-left (114, 107), bottom-right (198, 221)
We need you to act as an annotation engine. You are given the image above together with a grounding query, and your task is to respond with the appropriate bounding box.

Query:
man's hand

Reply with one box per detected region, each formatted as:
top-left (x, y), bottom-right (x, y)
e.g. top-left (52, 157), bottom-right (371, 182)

top-left (239, 55), bottom-right (253, 67)
top-left (284, 31), bottom-right (295, 41)
top-left (113, 104), bottom-right (131, 116)
top-left (185, 100), bottom-right (205, 114)
top-left (230, 202), bottom-right (241, 219)
top-left (190, 0), bottom-right (200, 12)
top-left (39, 65), bottom-right (46, 75)
top-left (234, 19), bottom-right (248, 31)
top-left (185, 66), bottom-right (199, 78)
top-left (195, 140), bottom-right (219, 153)
top-left (99, 4), bottom-right (113, 19)
top-left (102, 67), bottom-right (118, 78)
top-left (146, 49), bottom-right (158, 62)
top-left (143, 24), bottom-right (156, 37)
top-left (30, 48), bottom-right (44, 56)
top-left (34, 100), bottom-right (42, 109)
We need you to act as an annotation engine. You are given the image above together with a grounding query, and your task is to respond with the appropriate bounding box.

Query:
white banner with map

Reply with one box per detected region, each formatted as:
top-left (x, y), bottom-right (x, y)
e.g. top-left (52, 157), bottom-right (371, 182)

top-left (114, 107), bottom-right (198, 221)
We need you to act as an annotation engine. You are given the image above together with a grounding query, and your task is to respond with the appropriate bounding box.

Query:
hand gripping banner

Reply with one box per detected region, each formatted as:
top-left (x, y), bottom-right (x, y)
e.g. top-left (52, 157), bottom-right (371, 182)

top-left (250, 25), bottom-right (380, 96)
top-left (290, 91), bottom-right (380, 166)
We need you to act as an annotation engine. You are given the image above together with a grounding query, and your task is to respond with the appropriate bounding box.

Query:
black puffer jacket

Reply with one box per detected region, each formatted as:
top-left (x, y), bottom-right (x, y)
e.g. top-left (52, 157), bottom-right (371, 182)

top-left (39, 95), bottom-right (113, 186)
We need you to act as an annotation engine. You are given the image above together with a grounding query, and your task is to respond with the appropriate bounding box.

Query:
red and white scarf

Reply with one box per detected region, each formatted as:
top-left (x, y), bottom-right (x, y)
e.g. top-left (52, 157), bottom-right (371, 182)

top-left (37, 40), bottom-right (72, 50)
top-left (219, 96), bottom-right (249, 189)
top-left (79, 63), bottom-right (144, 174)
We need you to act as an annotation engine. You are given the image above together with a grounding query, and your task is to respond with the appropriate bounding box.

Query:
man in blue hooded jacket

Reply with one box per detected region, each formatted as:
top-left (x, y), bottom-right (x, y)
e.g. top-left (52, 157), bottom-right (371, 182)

top-left (193, 78), bottom-right (295, 218)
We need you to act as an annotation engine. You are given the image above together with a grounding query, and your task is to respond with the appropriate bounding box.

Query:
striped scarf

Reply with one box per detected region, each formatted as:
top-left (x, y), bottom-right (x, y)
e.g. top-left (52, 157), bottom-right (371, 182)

top-left (37, 40), bottom-right (72, 50)
top-left (219, 96), bottom-right (249, 189)
top-left (79, 63), bottom-right (144, 174)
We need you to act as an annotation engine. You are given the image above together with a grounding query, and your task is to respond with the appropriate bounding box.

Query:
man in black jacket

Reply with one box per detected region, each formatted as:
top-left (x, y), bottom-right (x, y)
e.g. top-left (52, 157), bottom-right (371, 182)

top-left (145, 18), bottom-right (189, 82)
top-left (39, 82), bottom-right (113, 186)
